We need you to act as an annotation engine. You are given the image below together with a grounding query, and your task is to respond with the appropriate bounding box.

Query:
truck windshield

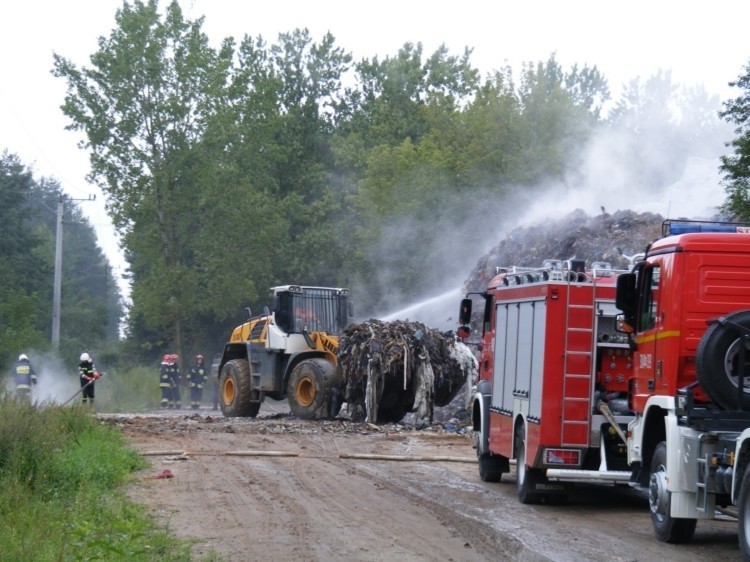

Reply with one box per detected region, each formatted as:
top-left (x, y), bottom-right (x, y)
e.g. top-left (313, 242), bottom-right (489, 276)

top-left (275, 289), bottom-right (347, 335)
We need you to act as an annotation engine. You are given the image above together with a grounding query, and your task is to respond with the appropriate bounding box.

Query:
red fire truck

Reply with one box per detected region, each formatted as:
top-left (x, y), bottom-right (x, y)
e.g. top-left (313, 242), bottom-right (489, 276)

top-left (458, 258), bottom-right (634, 504)
top-left (458, 220), bottom-right (750, 555)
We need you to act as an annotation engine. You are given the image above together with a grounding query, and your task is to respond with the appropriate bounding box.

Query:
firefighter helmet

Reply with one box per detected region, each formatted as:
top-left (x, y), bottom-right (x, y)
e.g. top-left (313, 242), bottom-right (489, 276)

top-left (18, 354), bottom-right (28, 362)
top-left (80, 352), bottom-right (91, 362)
top-left (196, 354), bottom-right (204, 361)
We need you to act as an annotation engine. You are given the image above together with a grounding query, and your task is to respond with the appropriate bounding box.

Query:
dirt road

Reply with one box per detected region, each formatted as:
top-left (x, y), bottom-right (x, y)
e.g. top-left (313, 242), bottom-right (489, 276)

top-left (109, 406), bottom-right (740, 561)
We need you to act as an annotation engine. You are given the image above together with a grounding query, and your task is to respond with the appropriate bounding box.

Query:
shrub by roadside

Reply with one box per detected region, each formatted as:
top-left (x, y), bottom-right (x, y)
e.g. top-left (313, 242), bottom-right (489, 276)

top-left (0, 394), bottom-right (195, 561)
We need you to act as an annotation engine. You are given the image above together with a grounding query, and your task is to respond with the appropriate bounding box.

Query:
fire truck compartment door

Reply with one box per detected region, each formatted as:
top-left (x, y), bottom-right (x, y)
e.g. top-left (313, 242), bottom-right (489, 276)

top-left (492, 298), bottom-right (546, 418)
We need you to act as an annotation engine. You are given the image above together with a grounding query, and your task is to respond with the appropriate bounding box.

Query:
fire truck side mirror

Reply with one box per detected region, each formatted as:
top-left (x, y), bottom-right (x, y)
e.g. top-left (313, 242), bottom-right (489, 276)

top-left (615, 273), bottom-right (636, 316)
top-left (459, 298), bottom-right (473, 325)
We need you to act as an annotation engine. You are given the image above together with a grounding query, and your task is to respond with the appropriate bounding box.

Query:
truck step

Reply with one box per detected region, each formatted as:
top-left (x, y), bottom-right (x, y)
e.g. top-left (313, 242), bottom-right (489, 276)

top-left (545, 469), bottom-right (631, 483)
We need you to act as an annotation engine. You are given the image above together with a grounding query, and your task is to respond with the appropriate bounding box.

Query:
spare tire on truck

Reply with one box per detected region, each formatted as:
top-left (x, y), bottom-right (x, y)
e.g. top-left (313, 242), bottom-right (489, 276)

top-left (696, 310), bottom-right (750, 411)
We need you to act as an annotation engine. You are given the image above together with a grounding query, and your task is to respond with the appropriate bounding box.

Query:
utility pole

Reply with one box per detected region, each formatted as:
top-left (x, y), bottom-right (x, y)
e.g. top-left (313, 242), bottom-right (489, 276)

top-left (51, 193), bottom-right (96, 349)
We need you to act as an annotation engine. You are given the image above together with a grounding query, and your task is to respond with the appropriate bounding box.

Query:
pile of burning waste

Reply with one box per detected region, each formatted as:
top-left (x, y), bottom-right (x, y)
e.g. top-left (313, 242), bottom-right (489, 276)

top-left (464, 209), bottom-right (665, 292)
top-left (338, 319), bottom-right (477, 424)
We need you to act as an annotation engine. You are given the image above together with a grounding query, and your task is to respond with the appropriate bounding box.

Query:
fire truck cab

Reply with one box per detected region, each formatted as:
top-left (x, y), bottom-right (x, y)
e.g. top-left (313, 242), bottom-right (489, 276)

top-left (615, 220), bottom-right (750, 551)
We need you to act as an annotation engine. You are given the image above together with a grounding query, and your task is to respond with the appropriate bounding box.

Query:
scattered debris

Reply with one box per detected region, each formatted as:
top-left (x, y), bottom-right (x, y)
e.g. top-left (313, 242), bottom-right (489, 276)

top-left (338, 452), bottom-right (474, 463)
top-left (224, 450), bottom-right (299, 457)
top-left (99, 413), bottom-right (475, 438)
top-left (145, 468), bottom-right (174, 479)
top-left (338, 319), bottom-right (477, 423)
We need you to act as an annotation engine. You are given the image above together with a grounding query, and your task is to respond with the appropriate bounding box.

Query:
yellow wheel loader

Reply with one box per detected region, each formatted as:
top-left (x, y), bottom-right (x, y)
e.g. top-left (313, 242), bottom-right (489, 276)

top-left (217, 285), bottom-right (350, 419)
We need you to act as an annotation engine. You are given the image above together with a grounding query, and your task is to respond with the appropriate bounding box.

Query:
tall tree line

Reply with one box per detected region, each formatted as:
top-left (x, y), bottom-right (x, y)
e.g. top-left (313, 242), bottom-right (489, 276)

top-left (0, 152), bottom-right (121, 371)
top-left (51, 0), bottom-right (732, 365)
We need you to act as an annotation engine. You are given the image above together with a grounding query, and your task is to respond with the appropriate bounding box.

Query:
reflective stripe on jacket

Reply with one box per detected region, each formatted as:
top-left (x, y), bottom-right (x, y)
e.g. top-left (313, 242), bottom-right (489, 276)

top-left (159, 362), bottom-right (171, 387)
top-left (14, 361), bottom-right (37, 387)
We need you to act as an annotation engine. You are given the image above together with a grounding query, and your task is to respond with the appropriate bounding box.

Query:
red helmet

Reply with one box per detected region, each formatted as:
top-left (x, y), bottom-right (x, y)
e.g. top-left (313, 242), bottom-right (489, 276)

top-left (172, 354), bottom-right (179, 362)
top-left (196, 354), bottom-right (204, 361)
top-left (162, 354), bottom-right (170, 362)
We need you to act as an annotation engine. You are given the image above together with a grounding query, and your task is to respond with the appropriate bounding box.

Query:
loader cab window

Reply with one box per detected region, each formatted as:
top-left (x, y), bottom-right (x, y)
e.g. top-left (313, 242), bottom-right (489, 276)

top-left (638, 265), bottom-right (660, 331)
top-left (274, 289), bottom-right (348, 335)
top-left (274, 292), bottom-right (293, 333)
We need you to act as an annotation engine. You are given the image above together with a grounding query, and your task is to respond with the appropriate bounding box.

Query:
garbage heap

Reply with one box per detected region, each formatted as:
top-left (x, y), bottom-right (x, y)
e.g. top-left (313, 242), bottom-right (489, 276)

top-left (338, 319), bottom-right (477, 424)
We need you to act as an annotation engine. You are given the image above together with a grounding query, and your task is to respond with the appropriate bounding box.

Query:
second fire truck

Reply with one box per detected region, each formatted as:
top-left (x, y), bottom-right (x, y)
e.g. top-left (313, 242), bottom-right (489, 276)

top-left (459, 258), bottom-right (634, 503)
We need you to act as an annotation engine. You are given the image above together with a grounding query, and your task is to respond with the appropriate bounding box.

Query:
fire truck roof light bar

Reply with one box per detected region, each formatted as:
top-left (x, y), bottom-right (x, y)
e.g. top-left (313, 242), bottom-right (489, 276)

top-left (663, 219), bottom-right (750, 237)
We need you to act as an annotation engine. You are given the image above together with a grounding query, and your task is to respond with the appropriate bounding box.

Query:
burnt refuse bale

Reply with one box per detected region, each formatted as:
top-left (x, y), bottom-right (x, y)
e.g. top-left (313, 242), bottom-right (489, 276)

top-left (338, 319), bottom-right (477, 424)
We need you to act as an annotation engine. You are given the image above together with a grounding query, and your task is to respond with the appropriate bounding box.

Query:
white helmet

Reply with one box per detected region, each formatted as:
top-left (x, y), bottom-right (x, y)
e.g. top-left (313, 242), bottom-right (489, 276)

top-left (80, 352), bottom-right (91, 362)
top-left (18, 354), bottom-right (28, 361)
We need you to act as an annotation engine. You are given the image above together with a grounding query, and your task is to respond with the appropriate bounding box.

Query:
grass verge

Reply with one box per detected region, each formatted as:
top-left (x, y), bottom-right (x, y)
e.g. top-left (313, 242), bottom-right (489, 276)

top-left (0, 394), bottom-right (206, 561)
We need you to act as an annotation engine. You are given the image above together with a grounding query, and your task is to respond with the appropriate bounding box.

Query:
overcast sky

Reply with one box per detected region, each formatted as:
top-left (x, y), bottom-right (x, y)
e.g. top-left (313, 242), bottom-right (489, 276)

top-left (2, 0), bottom-right (749, 297)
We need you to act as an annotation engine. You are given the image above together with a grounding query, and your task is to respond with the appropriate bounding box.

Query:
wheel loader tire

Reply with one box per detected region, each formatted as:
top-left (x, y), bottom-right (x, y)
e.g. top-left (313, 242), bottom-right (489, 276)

top-left (696, 310), bottom-right (750, 410)
top-left (219, 359), bottom-right (261, 418)
top-left (287, 358), bottom-right (339, 419)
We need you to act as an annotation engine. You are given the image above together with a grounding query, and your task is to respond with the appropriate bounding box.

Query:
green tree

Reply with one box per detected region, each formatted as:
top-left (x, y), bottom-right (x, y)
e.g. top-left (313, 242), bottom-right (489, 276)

top-left (515, 55), bottom-right (606, 183)
top-left (720, 61), bottom-right (750, 220)
top-left (607, 70), bottom-right (686, 189)
top-left (0, 153), bottom-right (49, 365)
top-left (0, 152), bottom-right (120, 368)
top-left (347, 42), bottom-right (479, 151)
top-left (53, 0), bottom-right (231, 362)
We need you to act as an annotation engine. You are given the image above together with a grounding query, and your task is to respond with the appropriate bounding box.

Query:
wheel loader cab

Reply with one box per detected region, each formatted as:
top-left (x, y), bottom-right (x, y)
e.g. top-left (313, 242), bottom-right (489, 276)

top-left (271, 285), bottom-right (350, 336)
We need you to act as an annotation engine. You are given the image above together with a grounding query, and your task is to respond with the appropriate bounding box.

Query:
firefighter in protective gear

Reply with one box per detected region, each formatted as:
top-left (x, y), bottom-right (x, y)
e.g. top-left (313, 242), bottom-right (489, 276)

top-left (159, 354), bottom-right (171, 408)
top-left (79, 352), bottom-right (100, 409)
top-left (168, 354), bottom-right (182, 409)
top-left (14, 353), bottom-right (37, 403)
top-left (189, 355), bottom-right (207, 409)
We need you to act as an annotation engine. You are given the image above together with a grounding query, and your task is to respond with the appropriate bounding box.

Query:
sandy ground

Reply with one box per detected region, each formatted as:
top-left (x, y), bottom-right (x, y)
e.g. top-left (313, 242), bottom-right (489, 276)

top-left (107, 403), bottom-right (741, 562)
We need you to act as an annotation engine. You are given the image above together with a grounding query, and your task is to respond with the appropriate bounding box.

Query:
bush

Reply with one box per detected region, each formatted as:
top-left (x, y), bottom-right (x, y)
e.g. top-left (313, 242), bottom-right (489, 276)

top-left (0, 394), bottom-right (195, 560)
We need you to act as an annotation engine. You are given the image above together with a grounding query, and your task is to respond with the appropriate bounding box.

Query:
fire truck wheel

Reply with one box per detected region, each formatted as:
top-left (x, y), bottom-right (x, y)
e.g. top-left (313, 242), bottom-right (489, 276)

top-left (696, 310), bottom-right (750, 410)
top-left (739, 462), bottom-right (750, 558)
top-left (478, 453), bottom-right (503, 482)
top-left (287, 359), bottom-right (336, 419)
top-left (476, 434), bottom-right (508, 482)
top-left (219, 359), bottom-right (261, 418)
top-left (515, 425), bottom-right (544, 504)
top-left (649, 442), bottom-right (696, 543)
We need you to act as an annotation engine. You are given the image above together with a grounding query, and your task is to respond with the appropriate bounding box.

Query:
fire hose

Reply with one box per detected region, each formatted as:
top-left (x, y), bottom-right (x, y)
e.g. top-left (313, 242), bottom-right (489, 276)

top-left (597, 399), bottom-right (628, 445)
top-left (61, 372), bottom-right (103, 406)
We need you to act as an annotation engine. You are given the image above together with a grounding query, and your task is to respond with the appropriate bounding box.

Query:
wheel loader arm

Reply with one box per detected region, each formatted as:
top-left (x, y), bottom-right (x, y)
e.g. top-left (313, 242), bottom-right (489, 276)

top-left (304, 331), bottom-right (340, 365)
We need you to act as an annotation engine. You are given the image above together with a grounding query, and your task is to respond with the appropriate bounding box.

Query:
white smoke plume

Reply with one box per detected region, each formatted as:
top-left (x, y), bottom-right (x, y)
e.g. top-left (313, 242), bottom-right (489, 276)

top-left (5, 350), bottom-right (81, 406)
top-left (375, 84), bottom-right (733, 331)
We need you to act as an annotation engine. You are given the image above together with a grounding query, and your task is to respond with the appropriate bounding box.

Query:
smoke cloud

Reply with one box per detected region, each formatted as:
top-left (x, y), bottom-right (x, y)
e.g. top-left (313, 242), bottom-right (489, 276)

top-left (373, 85), bottom-right (733, 331)
top-left (5, 350), bottom-right (81, 406)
